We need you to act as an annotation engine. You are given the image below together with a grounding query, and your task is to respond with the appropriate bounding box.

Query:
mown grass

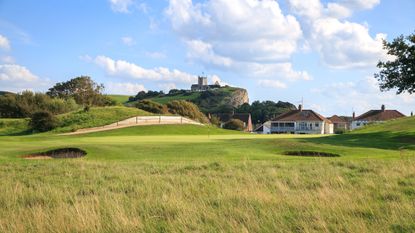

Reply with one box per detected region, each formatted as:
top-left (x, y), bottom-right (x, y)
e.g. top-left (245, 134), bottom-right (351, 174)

top-left (107, 94), bottom-right (131, 105)
top-left (0, 117), bottom-right (414, 232)
top-left (0, 118), bottom-right (30, 136)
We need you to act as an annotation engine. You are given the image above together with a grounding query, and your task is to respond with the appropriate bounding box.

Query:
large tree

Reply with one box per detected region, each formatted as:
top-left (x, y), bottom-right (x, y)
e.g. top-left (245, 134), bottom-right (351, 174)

top-left (47, 76), bottom-right (113, 106)
top-left (375, 32), bottom-right (415, 94)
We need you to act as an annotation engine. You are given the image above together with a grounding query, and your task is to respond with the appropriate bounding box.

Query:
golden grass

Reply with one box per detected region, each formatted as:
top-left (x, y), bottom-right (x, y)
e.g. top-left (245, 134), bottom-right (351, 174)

top-left (0, 158), bottom-right (414, 233)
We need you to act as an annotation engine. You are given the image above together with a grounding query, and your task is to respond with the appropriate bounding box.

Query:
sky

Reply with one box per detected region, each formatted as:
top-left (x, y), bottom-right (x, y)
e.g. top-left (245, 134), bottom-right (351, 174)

top-left (0, 0), bottom-right (414, 116)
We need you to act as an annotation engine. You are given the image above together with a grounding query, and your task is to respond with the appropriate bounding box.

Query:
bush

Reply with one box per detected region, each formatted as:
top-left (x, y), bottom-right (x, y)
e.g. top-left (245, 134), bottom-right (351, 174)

top-left (30, 111), bottom-right (57, 132)
top-left (210, 115), bottom-right (221, 127)
top-left (223, 119), bottom-right (245, 131)
top-left (135, 100), bottom-right (168, 114)
top-left (0, 91), bottom-right (80, 118)
top-left (167, 100), bottom-right (209, 123)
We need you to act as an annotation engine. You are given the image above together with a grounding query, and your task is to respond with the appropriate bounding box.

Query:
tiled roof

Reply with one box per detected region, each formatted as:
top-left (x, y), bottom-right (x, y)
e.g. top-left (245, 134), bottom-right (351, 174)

top-left (272, 110), bottom-right (332, 123)
top-left (354, 110), bottom-right (405, 121)
top-left (328, 115), bottom-right (348, 123)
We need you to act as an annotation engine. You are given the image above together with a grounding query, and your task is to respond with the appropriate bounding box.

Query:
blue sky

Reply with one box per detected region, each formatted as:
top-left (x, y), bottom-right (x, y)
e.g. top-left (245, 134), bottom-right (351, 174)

top-left (0, 0), bottom-right (414, 116)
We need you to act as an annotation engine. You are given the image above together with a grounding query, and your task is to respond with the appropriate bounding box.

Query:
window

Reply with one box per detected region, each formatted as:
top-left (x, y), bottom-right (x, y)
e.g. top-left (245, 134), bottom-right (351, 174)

top-left (315, 123), bottom-right (319, 127)
top-left (357, 123), bottom-right (361, 126)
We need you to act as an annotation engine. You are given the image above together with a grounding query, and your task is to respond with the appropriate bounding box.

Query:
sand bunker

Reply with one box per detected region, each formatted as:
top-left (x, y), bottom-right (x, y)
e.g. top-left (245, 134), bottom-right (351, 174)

top-left (24, 148), bottom-right (86, 159)
top-left (283, 151), bottom-right (340, 157)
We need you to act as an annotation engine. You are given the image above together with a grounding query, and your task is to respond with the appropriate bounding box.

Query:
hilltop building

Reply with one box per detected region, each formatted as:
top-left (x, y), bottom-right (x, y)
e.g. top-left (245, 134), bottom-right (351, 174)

top-left (256, 105), bottom-right (333, 134)
top-left (190, 76), bottom-right (220, 91)
top-left (351, 105), bottom-right (405, 130)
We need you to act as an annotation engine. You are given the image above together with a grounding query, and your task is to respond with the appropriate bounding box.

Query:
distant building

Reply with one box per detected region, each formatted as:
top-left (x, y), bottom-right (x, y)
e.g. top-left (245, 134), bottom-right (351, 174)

top-left (191, 76), bottom-right (209, 91)
top-left (257, 105), bottom-right (334, 134)
top-left (327, 115), bottom-right (351, 132)
top-left (215, 112), bottom-right (253, 132)
top-left (351, 105), bottom-right (405, 130)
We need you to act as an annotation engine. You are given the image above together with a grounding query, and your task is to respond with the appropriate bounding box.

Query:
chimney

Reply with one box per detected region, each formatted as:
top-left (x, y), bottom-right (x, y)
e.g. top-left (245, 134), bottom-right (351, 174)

top-left (298, 104), bottom-right (303, 111)
top-left (352, 112), bottom-right (355, 119)
top-left (381, 104), bottom-right (385, 111)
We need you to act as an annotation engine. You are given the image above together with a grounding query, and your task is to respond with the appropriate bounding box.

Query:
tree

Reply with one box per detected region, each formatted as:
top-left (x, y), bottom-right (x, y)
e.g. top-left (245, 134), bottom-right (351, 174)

top-left (223, 119), bottom-right (244, 131)
top-left (47, 76), bottom-right (114, 106)
top-left (30, 111), bottom-right (57, 132)
top-left (167, 100), bottom-right (209, 123)
top-left (375, 32), bottom-right (415, 94)
top-left (135, 100), bottom-right (168, 114)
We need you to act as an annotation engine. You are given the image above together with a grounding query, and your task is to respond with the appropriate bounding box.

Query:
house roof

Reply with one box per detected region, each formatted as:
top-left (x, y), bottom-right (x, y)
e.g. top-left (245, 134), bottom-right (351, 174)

top-left (272, 109), bottom-right (332, 123)
top-left (328, 115), bottom-right (348, 123)
top-left (354, 110), bottom-right (405, 121)
top-left (215, 113), bottom-right (251, 124)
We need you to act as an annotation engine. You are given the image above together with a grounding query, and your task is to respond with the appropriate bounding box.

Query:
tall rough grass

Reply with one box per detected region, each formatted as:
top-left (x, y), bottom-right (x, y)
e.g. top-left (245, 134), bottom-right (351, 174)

top-left (1, 158), bottom-right (414, 232)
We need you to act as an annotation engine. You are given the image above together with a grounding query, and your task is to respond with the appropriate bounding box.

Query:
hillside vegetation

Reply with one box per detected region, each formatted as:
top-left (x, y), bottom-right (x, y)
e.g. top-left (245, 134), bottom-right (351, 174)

top-left (129, 87), bottom-right (249, 113)
top-left (0, 106), bottom-right (152, 135)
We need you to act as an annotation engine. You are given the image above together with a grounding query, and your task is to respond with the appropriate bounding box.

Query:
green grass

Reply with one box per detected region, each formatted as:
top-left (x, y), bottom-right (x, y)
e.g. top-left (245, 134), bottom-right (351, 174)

top-left (54, 106), bottom-right (152, 133)
top-left (0, 118), bottom-right (29, 136)
top-left (0, 117), bottom-right (414, 232)
top-left (0, 106), bottom-right (153, 135)
top-left (107, 94), bottom-right (131, 105)
top-left (149, 92), bottom-right (201, 104)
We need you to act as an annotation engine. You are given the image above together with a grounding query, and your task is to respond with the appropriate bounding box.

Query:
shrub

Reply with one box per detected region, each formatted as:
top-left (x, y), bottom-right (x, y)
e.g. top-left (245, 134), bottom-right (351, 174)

top-left (135, 100), bottom-right (168, 114)
top-left (167, 100), bottom-right (209, 123)
top-left (223, 119), bottom-right (245, 131)
top-left (210, 115), bottom-right (221, 127)
top-left (0, 91), bottom-right (79, 118)
top-left (30, 111), bottom-right (57, 132)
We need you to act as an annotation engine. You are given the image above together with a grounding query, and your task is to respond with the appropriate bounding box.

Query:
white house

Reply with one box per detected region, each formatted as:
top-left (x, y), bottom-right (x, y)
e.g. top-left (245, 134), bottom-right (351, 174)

top-left (351, 105), bottom-right (405, 130)
top-left (257, 105), bottom-right (333, 134)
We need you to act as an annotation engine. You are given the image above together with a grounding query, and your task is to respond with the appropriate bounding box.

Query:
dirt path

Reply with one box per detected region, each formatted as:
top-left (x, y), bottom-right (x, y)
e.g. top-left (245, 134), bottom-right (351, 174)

top-left (60, 116), bottom-right (203, 135)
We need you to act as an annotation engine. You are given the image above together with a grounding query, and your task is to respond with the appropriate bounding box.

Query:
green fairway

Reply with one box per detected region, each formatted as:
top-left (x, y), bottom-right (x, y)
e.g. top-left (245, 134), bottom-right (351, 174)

top-left (0, 118), bottom-right (414, 232)
top-left (107, 94), bottom-right (131, 104)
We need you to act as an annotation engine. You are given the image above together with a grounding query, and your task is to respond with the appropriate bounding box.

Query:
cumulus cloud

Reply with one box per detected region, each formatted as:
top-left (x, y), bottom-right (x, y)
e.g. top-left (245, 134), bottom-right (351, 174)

top-left (211, 75), bottom-right (229, 86)
top-left (0, 35), bottom-right (10, 50)
top-left (94, 55), bottom-right (197, 84)
top-left (121, 36), bottom-right (135, 46)
top-left (0, 64), bottom-right (50, 92)
top-left (166, 0), bottom-right (303, 69)
top-left (158, 83), bottom-right (177, 92)
top-left (310, 76), bottom-right (415, 115)
top-left (258, 79), bottom-right (287, 89)
top-left (109, 0), bottom-right (134, 13)
top-left (105, 82), bottom-right (146, 95)
top-left (288, 0), bottom-right (387, 69)
top-left (165, 0), bottom-right (315, 88)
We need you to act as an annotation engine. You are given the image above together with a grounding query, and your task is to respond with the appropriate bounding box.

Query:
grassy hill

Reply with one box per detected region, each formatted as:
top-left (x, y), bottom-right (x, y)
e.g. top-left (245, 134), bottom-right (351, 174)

top-left (128, 86), bottom-right (249, 113)
top-left (305, 116), bottom-right (415, 150)
top-left (0, 114), bottom-right (414, 232)
top-left (0, 106), bottom-right (152, 135)
top-left (107, 94), bottom-right (130, 105)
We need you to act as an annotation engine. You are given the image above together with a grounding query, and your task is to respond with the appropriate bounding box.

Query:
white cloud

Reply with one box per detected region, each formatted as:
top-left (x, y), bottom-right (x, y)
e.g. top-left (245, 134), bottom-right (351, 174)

top-left (109, 0), bottom-right (133, 13)
top-left (211, 75), bottom-right (229, 86)
top-left (145, 51), bottom-right (167, 59)
top-left (121, 36), bottom-right (135, 46)
top-left (0, 64), bottom-right (38, 82)
top-left (310, 76), bottom-right (415, 116)
top-left (248, 62), bottom-right (312, 81)
top-left (166, 0), bottom-right (302, 64)
top-left (258, 79), bottom-right (287, 89)
top-left (287, 0), bottom-right (387, 69)
top-left (105, 82), bottom-right (146, 95)
top-left (0, 64), bottom-right (50, 92)
top-left (158, 83), bottom-right (177, 92)
top-left (0, 34), bottom-right (10, 50)
top-left (94, 55), bottom-right (197, 84)
top-left (1, 55), bottom-right (15, 64)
